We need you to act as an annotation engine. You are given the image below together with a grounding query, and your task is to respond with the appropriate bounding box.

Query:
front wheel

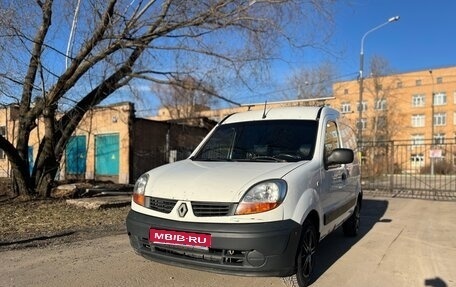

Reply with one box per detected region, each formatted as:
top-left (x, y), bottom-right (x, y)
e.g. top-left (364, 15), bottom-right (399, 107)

top-left (343, 201), bottom-right (360, 237)
top-left (283, 219), bottom-right (318, 287)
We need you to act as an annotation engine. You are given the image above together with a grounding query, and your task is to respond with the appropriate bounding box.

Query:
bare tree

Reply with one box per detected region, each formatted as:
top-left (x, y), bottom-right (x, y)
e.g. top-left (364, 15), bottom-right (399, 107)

top-left (362, 55), bottom-right (400, 175)
top-left (286, 62), bottom-right (337, 99)
top-left (0, 0), bottom-right (338, 197)
top-left (364, 56), bottom-right (400, 143)
top-left (152, 76), bottom-right (217, 120)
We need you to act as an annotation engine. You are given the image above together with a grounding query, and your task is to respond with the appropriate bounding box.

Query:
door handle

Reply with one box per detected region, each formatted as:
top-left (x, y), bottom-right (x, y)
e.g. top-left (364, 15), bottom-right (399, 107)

top-left (341, 173), bottom-right (347, 181)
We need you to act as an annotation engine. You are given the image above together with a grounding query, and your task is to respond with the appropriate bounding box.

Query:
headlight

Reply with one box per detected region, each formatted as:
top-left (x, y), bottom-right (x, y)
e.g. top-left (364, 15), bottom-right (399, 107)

top-left (235, 179), bottom-right (287, 215)
top-left (133, 174), bottom-right (149, 206)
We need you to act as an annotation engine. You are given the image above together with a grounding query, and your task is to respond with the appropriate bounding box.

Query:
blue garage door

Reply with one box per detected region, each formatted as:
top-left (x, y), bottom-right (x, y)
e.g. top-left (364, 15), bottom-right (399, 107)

top-left (66, 135), bottom-right (87, 175)
top-left (95, 134), bottom-right (119, 176)
top-left (28, 146), bottom-right (34, 175)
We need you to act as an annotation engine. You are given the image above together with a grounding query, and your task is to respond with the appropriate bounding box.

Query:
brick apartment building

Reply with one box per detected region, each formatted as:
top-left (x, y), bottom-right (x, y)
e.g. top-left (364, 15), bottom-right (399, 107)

top-left (331, 66), bottom-right (456, 143)
top-left (330, 65), bottom-right (456, 173)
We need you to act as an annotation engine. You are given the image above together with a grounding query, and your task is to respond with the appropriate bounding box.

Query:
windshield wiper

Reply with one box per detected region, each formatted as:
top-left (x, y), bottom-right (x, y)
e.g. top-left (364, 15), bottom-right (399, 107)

top-left (192, 158), bottom-right (236, 162)
top-left (250, 156), bottom-right (286, 162)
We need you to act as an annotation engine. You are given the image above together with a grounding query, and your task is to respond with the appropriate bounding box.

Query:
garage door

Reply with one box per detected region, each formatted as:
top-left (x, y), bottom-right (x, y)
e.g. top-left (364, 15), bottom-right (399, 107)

top-left (66, 135), bottom-right (87, 175)
top-left (95, 134), bottom-right (119, 176)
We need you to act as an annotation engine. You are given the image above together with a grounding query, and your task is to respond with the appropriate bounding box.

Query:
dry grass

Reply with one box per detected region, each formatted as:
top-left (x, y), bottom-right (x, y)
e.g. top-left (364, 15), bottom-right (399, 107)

top-left (0, 199), bottom-right (129, 241)
top-left (0, 178), bottom-right (130, 249)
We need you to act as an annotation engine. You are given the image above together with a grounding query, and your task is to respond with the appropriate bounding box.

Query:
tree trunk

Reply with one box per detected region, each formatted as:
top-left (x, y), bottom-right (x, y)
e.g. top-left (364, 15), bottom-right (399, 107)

top-left (33, 140), bottom-right (59, 198)
top-left (35, 169), bottom-right (56, 198)
top-left (34, 105), bottom-right (59, 198)
top-left (11, 166), bottom-right (34, 198)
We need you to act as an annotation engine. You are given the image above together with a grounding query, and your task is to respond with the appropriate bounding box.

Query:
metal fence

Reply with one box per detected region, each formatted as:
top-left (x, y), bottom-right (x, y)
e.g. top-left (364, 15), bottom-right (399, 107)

top-left (360, 140), bottom-right (456, 200)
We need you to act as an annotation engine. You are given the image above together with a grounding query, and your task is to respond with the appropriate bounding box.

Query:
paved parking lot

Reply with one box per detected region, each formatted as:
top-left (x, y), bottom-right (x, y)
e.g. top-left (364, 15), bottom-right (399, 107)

top-left (1, 195), bottom-right (455, 287)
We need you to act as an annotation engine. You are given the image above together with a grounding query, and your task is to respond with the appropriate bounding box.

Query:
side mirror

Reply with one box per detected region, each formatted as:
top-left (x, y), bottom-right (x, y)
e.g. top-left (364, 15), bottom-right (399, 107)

top-left (326, 148), bottom-right (354, 166)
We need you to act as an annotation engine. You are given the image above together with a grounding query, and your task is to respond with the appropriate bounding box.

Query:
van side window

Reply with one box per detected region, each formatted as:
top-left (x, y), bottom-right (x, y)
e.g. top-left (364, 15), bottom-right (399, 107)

top-left (324, 121), bottom-right (341, 167)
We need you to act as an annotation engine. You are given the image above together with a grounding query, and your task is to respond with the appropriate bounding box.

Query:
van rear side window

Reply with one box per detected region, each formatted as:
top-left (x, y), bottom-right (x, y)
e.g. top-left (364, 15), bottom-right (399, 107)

top-left (194, 120), bottom-right (318, 162)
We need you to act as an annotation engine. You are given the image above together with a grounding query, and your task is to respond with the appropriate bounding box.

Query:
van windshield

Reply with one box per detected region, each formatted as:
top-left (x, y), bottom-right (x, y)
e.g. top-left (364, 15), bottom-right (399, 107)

top-left (193, 120), bottom-right (318, 162)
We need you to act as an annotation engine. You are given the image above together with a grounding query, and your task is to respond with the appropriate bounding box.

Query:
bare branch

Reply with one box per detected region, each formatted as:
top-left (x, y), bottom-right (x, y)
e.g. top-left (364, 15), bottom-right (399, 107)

top-left (0, 0), bottom-right (339, 197)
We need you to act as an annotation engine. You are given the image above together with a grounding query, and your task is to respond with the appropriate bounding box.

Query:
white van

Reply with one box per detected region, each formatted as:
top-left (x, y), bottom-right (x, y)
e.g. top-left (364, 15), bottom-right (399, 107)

top-left (126, 106), bottom-right (362, 287)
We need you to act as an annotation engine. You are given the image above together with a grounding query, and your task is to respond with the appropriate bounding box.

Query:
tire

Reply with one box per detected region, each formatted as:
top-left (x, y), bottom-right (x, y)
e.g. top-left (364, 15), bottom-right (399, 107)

top-left (343, 201), bottom-right (360, 237)
top-left (283, 219), bottom-right (318, 287)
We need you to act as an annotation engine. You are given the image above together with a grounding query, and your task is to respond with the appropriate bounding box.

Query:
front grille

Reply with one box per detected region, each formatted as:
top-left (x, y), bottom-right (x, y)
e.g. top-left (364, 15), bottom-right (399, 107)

top-left (145, 197), bottom-right (234, 216)
top-left (147, 197), bottom-right (177, 213)
top-left (149, 243), bottom-right (248, 266)
top-left (191, 202), bottom-right (234, 217)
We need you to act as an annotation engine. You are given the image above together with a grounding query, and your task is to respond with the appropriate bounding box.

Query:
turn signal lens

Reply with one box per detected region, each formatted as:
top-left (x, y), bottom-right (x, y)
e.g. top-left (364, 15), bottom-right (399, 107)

top-left (236, 202), bottom-right (280, 215)
top-left (133, 194), bottom-right (145, 206)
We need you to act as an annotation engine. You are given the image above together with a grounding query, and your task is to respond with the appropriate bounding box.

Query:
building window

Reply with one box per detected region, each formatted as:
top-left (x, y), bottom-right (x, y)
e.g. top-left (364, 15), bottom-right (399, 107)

top-left (340, 102), bottom-right (351, 113)
top-left (0, 126), bottom-right (5, 159)
top-left (396, 81), bottom-right (403, 88)
top-left (416, 79), bottom-right (422, 86)
top-left (410, 153), bottom-right (424, 167)
top-left (436, 77), bottom-right (443, 84)
top-left (411, 134), bottom-right (425, 146)
top-left (374, 99), bottom-right (387, 110)
top-left (344, 89), bottom-right (349, 95)
top-left (411, 114), bottom-right (425, 127)
top-left (433, 92), bottom-right (447, 105)
top-left (434, 133), bottom-right (445, 145)
top-left (357, 118), bottom-right (367, 130)
top-left (434, 112), bottom-right (446, 126)
top-left (376, 116), bottom-right (387, 129)
top-left (412, 94), bottom-right (425, 107)
top-left (357, 101), bottom-right (367, 112)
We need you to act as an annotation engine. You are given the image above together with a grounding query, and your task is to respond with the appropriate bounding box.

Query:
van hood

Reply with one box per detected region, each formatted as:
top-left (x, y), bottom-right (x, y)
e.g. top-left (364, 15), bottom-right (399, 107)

top-left (144, 159), bottom-right (305, 202)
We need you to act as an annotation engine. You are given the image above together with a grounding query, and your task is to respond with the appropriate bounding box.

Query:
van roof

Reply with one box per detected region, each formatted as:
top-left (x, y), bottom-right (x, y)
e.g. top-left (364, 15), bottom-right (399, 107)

top-left (222, 106), bottom-right (338, 124)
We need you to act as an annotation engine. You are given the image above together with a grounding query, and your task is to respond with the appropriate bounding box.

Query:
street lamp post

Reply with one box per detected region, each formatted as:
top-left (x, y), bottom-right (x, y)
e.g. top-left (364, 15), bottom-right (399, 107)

top-left (358, 16), bottom-right (400, 148)
top-left (429, 70), bottom-right (435, 175)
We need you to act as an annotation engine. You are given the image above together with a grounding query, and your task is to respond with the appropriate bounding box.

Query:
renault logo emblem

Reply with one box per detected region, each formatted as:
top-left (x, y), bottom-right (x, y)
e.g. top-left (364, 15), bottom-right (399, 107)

top-left (178, 203), bottom-right (188, 217)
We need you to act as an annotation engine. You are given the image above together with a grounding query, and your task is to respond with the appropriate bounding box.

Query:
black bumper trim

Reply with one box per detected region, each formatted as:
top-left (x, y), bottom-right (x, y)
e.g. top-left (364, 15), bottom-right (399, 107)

top-left (126, 210), bottom-right (302, 277)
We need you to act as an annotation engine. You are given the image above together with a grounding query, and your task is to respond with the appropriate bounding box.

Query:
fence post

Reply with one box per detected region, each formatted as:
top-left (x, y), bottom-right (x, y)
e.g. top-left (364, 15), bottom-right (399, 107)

top-left (389, 141), bottom-right (394, 193)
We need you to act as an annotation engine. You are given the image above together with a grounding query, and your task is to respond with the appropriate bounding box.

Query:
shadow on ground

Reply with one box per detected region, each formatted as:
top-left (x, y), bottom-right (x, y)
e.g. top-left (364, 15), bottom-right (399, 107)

top-left (425, 277), bottom-right (448, 287)
top-left (310, 198), bottom-right (390, 284)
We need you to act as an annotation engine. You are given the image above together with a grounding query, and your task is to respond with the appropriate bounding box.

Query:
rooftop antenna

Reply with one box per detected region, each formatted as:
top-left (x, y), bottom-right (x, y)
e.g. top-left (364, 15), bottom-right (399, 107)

top-left (262, 101), bottom-right (267, 119)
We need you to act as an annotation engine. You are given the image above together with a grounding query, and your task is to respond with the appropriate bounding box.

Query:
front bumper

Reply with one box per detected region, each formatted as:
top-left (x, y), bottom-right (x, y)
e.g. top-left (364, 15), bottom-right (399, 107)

top-left (126, 210), bottom-right (302, 277)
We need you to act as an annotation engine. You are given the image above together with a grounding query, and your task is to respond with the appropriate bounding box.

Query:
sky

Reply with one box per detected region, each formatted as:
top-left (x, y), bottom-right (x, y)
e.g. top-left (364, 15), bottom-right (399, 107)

top-left (328, 0), bottom-right (456, 76)
top-left (123, 0), bottom-right (456, 115)
top-left (233, 0), bottom-right (456, 105)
